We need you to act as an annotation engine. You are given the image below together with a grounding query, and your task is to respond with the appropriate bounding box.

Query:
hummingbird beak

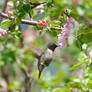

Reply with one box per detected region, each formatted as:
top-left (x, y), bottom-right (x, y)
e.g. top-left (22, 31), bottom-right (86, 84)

top-left (38, 70), bottom-right (42, 78)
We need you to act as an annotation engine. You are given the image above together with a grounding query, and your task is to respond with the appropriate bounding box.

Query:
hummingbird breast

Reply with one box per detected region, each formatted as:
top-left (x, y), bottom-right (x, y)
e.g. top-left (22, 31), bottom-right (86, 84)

top-left (40, 49), bottom-right (53, 66)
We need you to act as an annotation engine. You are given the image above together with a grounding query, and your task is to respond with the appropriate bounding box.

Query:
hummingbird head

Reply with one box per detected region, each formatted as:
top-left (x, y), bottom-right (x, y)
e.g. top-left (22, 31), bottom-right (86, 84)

top-left (47, 43), bottom-right (58, 51)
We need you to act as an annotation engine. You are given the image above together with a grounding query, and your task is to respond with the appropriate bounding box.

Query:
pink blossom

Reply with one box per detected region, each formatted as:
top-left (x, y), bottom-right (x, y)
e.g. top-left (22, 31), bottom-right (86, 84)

top-left (58, 34), bottom-right (64, 41)
top-left (24, 48), bottom-right (28, 53)
top-left (73, 71), bottom-right (83, 80)
top-left (38, 20), bottom-right (47, 27)
top-left (70, 88), bottom-right (74, 92)
top-left (64, 23), bottom-right (73, 30)
top-left (62, 24), bottom-right (73, 32)
top-left (42, 20), bottom-right (47, 26)
top-left (86, 21), bottom-right (90, 25)
top-left (7, 2), bottom-right (13, 8)
top-left (58, 41), bottom-right (66, 49)
top-left (38, 20), bottom-right (43, 26)
top-left (61, 31), bottom-right (68, 38)
top-left (62, 28), bottom-right (66, 32)
top-left (58, 17), bottom-right (79, 49)
top-left (72, 0), bottom-right (79, 3)
top-left (7, 11), bottom-right (12, 16)
top-left (67, 17), bottom-right (74, 23)
top-left (1, 32), bottom-right (6, 36)
top-left (89, 50), bottom-right (92, 61)
top-left (23, 31), bottom-right (27, 37)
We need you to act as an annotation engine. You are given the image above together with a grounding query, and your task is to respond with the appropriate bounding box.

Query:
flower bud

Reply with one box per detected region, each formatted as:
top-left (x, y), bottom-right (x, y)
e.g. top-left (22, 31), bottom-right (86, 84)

top-left (7, 2), bottom-right (13, 8)
top-left (1, 32), bottom-right (6, 36)
top-left (7, 11), bottom-right (12, 16)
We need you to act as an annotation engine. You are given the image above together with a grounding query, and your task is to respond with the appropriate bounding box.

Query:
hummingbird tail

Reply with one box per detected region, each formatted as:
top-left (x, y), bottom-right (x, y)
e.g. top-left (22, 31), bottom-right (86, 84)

top-left (38, 70), bottom-right (42, 78)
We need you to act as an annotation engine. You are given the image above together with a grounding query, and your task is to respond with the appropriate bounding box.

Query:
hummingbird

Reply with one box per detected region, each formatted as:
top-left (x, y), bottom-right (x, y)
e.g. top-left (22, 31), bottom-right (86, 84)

top-left (37, 43), bottom-right (57, 78)
top-left (27, 42), bottom-right (57, 78)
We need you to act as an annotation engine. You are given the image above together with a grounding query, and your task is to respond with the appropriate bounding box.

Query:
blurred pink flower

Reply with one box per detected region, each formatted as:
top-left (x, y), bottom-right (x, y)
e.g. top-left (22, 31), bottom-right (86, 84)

top-left (38, 20), bottom-right (47, 27)
top-left (67, 17), bottom-right (74, 23)
top-left (70, 88), bottom-right (74, 92)
top-left (89, 50), bottom-right (92, 61)
top-left (62, 31), bottom-right (69, 38)
top-left (44, 34), bottom-right (51, 42)
top-left (58, 17), bottom-right (79, 49)
top-left (38, 20), bottom-right (43, 26)
top-left (64, 23), bottom-right (72, 30)
top-left (24, 48), bottom-right (28, 53)
top-left (1, 32), bottom-right (6, 36)
top-left (86, 21), bottom-right (90, 25)
top-left (73, 71), bottom-right (83, 80)
top-left (58, 40), bottom-right (66, 49)
top-left (7, 11), bottom-right (12, 16)
top-left (58, 34), bottom-right (64, 41)
top-left (7, 2), bottom-right (13, 8)
top-left (72, 0), bottom-right (79, 3)
top-left (23, 31), bottom-right (28, 37)
top-left (42, 20), bottom-right (47, 27)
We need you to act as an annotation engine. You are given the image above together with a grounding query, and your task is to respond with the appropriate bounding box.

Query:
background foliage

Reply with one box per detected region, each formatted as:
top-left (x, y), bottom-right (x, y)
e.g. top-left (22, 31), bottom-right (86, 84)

top-left (0, 0), bottom-right (92, 92)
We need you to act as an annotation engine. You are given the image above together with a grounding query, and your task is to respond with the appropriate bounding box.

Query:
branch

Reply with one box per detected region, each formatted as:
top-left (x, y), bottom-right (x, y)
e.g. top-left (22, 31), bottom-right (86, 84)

top-left (0, 0), bottom-right (8, 22)
top-left (30, 1), bottom-right (46, 7)
top-left (0, 11), bottom-right (38, 25)
top-left (0, 11), bottom-right (62, 30)
top-left (2, 0), bottom-right (8, 13)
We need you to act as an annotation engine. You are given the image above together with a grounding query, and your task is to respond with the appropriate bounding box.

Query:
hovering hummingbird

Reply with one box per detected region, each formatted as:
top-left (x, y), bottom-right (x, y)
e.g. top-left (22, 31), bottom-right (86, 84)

top-left (27, 43), bottom-right (57, 78)
top-left (38, 43), bottom-right (57, 78)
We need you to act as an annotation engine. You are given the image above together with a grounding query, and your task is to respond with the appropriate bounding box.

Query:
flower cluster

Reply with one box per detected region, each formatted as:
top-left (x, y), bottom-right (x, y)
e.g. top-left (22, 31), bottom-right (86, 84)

top-left (0, 28), bottom-right (7, 36)
top-left (7, 2), bottom-right (13, 16)
top-left (58, 17), bottom-right (79, 49)
top-left (38, 20), bottom-right (47, 27)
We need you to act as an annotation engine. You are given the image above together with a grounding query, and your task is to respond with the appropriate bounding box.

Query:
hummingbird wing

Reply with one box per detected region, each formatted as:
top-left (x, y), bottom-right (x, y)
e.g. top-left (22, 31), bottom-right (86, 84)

top-left (26, 43), bottom-right (43, 58)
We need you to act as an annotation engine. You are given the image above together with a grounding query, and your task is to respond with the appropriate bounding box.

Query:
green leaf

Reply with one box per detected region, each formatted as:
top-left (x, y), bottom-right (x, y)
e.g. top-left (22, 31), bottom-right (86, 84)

top-left (79, 33), bottom-right (92, 44)
top-left (23, 4), bottom-right (30, 13)
top-left (70, 62), bottom-right (84, 71)
top-left (86, 80), bottom-right (92, 89)
top-left (0, 85), bottom-right (3, 88)
top-left (52, 88), bottom-right (63, 92)
top-left (8, 81), bottom-right (21, 90)
top-left (1, 19), bottom-right (11, 28)
top-left (68, 82), bottom-right (82, 88)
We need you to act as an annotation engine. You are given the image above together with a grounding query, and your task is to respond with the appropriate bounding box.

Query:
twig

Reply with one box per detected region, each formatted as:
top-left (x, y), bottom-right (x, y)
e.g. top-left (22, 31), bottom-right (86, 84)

top-left (30, 1), bottom-right (46, 8)
top-left (81, 15), bottom-right (92, 27)
top-left (0, 0), bottom-right (8, 22)
top-left (0, 11), bottom-right (38, 25)
top-left (2, 0), bottom-right (8, 12)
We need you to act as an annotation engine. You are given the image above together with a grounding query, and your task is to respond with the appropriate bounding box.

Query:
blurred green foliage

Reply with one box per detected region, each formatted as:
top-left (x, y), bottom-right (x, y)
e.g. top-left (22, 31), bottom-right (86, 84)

top-left (0, 0), bottom-right (92, 92)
